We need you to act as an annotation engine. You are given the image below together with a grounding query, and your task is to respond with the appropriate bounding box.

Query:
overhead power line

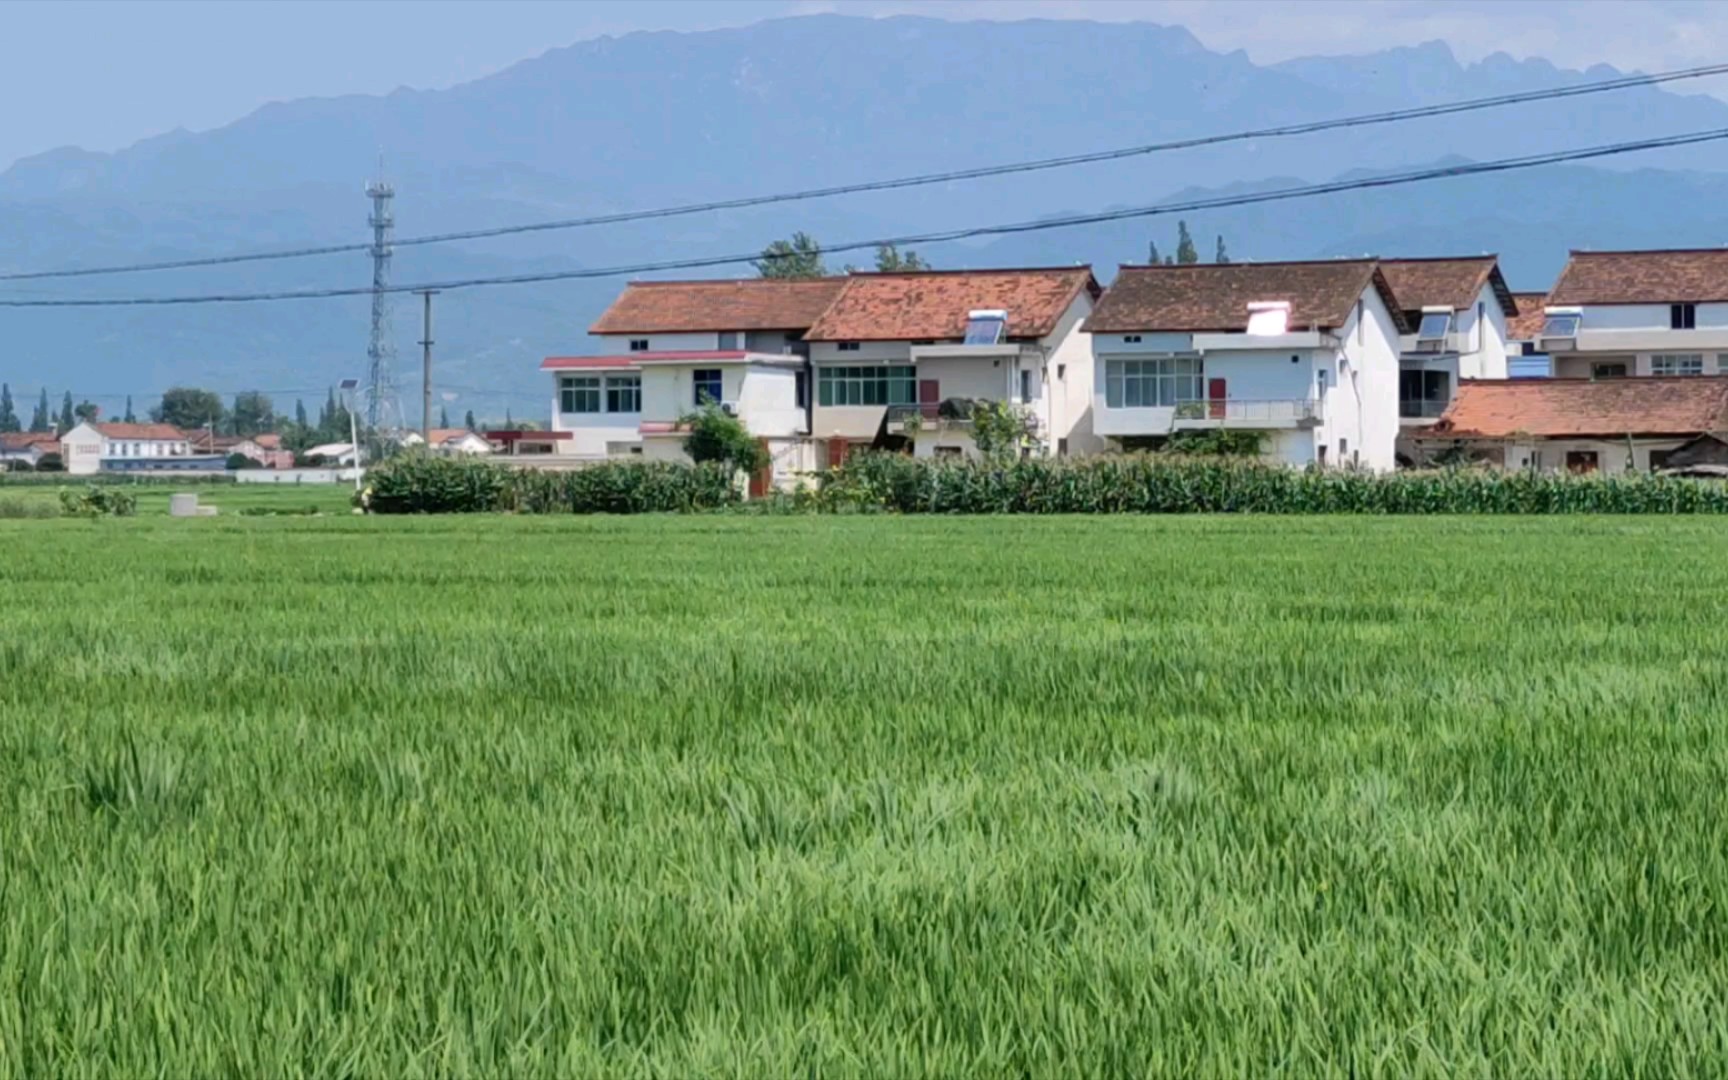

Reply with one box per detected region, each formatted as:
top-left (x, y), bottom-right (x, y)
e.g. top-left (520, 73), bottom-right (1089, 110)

top-left (4, 126), bottom-right (1725, 309)
top-left (4, 61), bottom-right (1728, 285)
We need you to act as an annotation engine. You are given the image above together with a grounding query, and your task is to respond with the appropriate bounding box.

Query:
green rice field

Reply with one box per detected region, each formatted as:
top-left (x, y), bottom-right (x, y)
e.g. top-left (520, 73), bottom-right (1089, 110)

top-left (4, 511), bottom-right (1728, 1075)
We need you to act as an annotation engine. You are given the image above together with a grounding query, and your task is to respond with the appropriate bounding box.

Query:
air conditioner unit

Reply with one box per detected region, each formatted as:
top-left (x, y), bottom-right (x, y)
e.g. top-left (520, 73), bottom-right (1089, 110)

top-left (720, 401), bottom-right (740, 416)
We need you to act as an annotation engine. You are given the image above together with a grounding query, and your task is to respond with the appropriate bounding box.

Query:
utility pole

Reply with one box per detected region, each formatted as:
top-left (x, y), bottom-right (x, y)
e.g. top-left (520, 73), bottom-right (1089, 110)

top-left (415, 289), bottom-right (438, 442)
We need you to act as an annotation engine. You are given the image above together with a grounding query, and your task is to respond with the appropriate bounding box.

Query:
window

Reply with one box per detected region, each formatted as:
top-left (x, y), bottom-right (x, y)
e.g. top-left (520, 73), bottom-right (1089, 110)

top-left (1339, 438), bottom-right (1349, 461)
top-left (795, 369), bottom-right (809, 410)
top-left (1399, 369), bottom-right (1451, 418)
top-left (559, 375), bottom-right (601, 414)
top-left (1058, 438), bottom-right (1069, 456)
top-left (1018, 369), bottom-right (1033, 404)
top-left (717, 332), bottom-right (738, 350)
top-left (1671, 303), bottom-right (1697, 330)
top-left (837, 341), bottom-right (861, 352)
top-left (1651, 354), bottom-right (1704, 376)
top-left (963, 310), bottom-right (1007, 345)
top-left (817, 365), bottom-right (917, 407)
top-left (605, 374), bottom-right (641, 413)
top-left (1649, 448), bottom-right (1675, 472)
top-left (934, 446), bottom-right (964, 459)
top-left (628, 339), bottom-right (649, 352)
top-left (1542, 313), bottom-right (1581, 338)
top-left (693, 369), bottom-right (724, 406)
top-left (1123, 335), bottom-right (1143, 344)
top-left (1103, 357), bottom-right (1204, 408)
top-left (1316, 369), bottom-right (1329, 397)
top-left (1566, 450), bottom-right (1600, 475)
top-left (1592, 362), bottom-right (1628, 380)
top-left (1415, 311), bottom-right (1453, 342)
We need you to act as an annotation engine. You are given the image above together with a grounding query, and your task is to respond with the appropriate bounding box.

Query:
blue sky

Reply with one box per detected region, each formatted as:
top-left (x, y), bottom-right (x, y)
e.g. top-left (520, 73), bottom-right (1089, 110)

top-left (4, 0), bottom-right (1726, 170)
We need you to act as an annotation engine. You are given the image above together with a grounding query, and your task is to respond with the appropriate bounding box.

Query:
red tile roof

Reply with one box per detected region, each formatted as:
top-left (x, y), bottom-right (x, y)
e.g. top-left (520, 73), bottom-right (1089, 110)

top-left (0, 432), bottom-right (60, 451)
top-left (590, 278), bottom-right (845, 334)
top-left (94, 422), bottom-right (185, 441)
top-left (1087, 260), bottom-right (1406, 333)
top-left (1425, 377), bottom-right (1728, 440)
top-left (1378, 256), bottom-right (1516, 318)
top-left (541, 351), bottom-right (751, 370)
top-left (803, 267), bottom-right (1099, 342)
top-left (1548, 248), bottom-right (1728, 305)
top-left (1505, 292), bottom-right (1550, 341)
top-left (428, 428), bottom-right (482, 445)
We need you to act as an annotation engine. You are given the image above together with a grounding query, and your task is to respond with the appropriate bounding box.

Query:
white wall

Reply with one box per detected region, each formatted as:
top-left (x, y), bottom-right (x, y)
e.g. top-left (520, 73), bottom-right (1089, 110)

top-left (1505, 438), bottom-right (1688, 473)
top-left (1460, 286), bottom-right (1509, 380)
top-left (61, 424), bottom-right (103, 475)
top-left (809, 341), bottom-right (912, 363)
top-left (1043, 292), bottom-right (1103, 455)
top-left (1577, 304), bottom-right (1728, 331)
top-left (593, 331), bottom-right (721, 352)
top-left (1336, 286), bottom-right (1402, 471)
top-left (550, 371), bottom-right (643, 458)
top-left (737, 366), bottom-right (807, 437)
top-left (1092, 332), bottom-right (1194, 354)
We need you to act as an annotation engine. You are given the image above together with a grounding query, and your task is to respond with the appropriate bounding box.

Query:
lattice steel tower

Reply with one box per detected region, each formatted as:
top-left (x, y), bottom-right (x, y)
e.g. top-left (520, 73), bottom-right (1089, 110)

top-left (364, 178), bottom-right (398, 432)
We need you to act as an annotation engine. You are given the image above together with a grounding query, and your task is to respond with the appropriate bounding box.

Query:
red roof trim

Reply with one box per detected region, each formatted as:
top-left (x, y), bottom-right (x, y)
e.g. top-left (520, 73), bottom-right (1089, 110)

top-left (542, 350), bottom-right (758, 371)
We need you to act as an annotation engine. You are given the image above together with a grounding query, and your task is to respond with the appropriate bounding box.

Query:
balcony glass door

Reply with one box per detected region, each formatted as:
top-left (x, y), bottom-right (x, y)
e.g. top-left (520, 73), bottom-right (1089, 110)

top-left (1399, 369), bottom-right (1450, 418)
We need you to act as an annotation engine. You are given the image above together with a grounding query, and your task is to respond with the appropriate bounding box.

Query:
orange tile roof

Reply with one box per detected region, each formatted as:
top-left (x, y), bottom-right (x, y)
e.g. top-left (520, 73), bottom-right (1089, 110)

top-left (1425, 377), bottom-right (1728, 440)
top-left (590, 278), bottom-right (845, 334)
top-left (1549, 248), bottom-right (1728, 305)
top-left (1379, 256), bottom-right (1515, 318)
top-left (1505, 292), bottom-right (1550, 341)
top-left (803, 267), bottom-right (1099, 342)
top-left (94, 422), bottom-right (186, 441)
top-left (1087, 259), bottom-right (1405, 333)
top-left (428, 428), bottom-right (480, 444)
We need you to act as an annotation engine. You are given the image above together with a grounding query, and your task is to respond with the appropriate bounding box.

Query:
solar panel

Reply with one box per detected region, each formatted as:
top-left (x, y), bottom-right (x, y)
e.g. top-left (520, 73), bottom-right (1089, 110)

top-left (963, 315), bottom-right (1005, 345)
top-left (1541, 313), bottom-right (1580, 338)
top-left (1416, 312), bottom-right (1452, 340)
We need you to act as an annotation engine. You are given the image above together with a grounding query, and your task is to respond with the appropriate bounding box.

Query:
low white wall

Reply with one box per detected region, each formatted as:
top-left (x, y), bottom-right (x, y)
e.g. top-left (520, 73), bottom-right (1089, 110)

top-left (235, 468), bottom-right (360, 484)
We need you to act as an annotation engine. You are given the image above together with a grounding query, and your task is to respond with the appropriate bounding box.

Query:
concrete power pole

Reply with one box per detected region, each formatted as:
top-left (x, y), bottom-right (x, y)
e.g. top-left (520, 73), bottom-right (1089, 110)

top-left (415, 290), bottom-right (438, 442)
top-left (364, 178), bottom-right (397, 434)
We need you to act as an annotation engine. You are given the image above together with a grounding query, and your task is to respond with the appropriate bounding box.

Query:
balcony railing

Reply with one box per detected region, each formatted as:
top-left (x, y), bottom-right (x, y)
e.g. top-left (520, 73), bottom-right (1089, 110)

top-left (1399, 399), bottom-right (1449, 419)
top-left (1171, 399), bottom-right (1321, 425)
top-left (886, 403), bottom-right (1041, 433)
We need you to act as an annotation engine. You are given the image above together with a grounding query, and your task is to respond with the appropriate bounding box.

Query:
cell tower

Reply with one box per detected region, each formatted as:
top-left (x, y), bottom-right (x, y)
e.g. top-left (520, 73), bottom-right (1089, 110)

top-left (364, 177), bottom-right (399, 432)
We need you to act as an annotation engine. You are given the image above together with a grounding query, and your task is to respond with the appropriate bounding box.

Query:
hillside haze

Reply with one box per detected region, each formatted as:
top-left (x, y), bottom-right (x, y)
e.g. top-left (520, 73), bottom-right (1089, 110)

top-left (3, 13), bottom-right (1728, 417)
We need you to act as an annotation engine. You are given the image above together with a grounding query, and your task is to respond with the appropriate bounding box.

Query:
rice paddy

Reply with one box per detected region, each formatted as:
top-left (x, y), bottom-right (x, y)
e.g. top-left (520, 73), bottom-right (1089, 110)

top-left (4, 512), bottom-right (1728, 1075)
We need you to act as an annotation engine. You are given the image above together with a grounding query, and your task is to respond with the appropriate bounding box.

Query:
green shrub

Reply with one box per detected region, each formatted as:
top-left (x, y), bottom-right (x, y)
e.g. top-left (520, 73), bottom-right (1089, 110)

top-left (817, 453), bottom-right (1728, 514)
top-left (58, 485), bottom-right (138, 518)
top-left (0, 498), bottom-right (59, 519)
top-left (363, 454), bottom-right (741, 514)
top-left (680, 403), bottom-right (769, 476)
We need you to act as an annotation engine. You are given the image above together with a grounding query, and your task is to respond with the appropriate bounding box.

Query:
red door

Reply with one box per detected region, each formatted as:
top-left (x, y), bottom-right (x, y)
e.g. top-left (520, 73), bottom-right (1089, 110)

top-left (748, 438), bottom-right (773, 497)
top-left (828, 437), bottom-right (849, 470)
top-left (1208, 378), bottom-right (1227, 420)
top-left (918, 379), bottom-right (941, 419)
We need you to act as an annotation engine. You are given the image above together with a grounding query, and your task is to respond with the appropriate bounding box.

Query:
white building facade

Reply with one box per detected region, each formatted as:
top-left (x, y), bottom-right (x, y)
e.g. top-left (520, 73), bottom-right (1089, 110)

top-left (60, 422), bottom-right (193, 475)
top-left (1540, 248), bottom-right (1728, 380)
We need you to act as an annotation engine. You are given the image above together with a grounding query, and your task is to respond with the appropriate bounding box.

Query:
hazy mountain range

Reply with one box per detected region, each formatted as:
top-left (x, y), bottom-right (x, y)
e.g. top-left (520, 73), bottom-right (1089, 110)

top-left (4, 14), bottom-right (1728, 418)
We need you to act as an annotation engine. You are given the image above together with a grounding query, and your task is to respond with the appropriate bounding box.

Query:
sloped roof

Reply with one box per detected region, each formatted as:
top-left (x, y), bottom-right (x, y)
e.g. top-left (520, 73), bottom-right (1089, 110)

top-left (590, 278), bottom-right (846, 334)
top-left (1086, 259), bottom-right (1405, 333)
top-left (803, 267), bottom-right (1099, 342)
top-left (1378, 256), bottom-right (1516, 317)
top-left (1425, 377), bottom-right (1728, 440)
top-left (94, 422), bottom-right (185, 440)
top-left (1548, 248), bottom-right (1728, 305)
top-left (0, 432), bottom-right (60, 450)
top-left (1506, 292), bottom-right (1550, 341)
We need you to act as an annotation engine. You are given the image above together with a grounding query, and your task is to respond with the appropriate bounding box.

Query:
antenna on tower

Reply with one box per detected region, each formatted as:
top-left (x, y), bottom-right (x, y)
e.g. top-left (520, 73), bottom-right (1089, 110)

top-left (364, 166), bottom-right (399, 434)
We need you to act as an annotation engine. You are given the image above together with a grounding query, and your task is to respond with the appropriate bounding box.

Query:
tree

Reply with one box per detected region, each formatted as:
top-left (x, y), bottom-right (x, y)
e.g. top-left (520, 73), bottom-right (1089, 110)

top-left (295, 399), bottom-right (309, 430)
top-left (225, 452), bottom-right (261, 470)
top-left (754, 232), bottom-right (826, 279)
top-left (504, 408), bottom-right (513, 429)
top-left (1147, 240), bottom-right (1161, 265)
top-left (439, 404), bottom-right (450, 429)
top-left (680, 402), bottom-right (769, 475)
top-left (29, 389), bottom-right (49, 433)
top-left (874, 243), bottom-right (930, 272)
top-left (58, 392), bottom-right (74, 434)
top-left (123, 395), bottom-right (136, 423)
top-left (73, 401), bottom-right (100, 423)
top-left (1214, 235), bottom-right (1230, 264)
top-left (464, 409), bottom-right (477, 432)
top-left (0, 384), bottom-right (17, 433)
top-left (231, 391), bottom-right (274, 437)
top-left (1175, 221), bottom-right (1199, 265)
top-left (970, 400), bottom-right (1041, 464)
top-left (158, 386), bottom-right (225, 430)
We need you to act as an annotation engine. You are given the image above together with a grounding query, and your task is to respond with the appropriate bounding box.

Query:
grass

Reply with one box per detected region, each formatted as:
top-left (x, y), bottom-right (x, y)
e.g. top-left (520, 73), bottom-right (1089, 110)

top-left (3, 514), bottom-right (1728, 1074)
top-left (0, 480), bottom-right (356, 516)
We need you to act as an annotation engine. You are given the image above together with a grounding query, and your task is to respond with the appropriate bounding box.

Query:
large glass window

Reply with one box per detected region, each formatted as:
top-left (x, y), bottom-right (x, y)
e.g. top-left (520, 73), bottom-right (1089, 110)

top-left (605, 374), bottom-right (642, 413)
top-left (1651, 354), bottom-right (1704, 376)
top-left (1399, 369), bottom-right (1451, 418)
top-left (559, 375), bottom-right (601, 414)
top-left (1103, 357), bottom-right (1203, 408)
top-left (817, 365), bottom-right (917, 407)
top-left (693, 369), bottom-right (724, 406)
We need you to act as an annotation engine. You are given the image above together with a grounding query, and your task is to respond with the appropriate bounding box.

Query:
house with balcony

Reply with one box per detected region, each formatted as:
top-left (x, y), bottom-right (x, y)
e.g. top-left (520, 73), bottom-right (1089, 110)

top-left (1377, 256), bottom-right (1515, 422)
top-left (1084, 259), bottom-right (1407, 470)
top-left (801, 267), bottom-right (1102, 463)
top-left (1415, 376), bottom-right (1728, 473)
top-left (545, 277), bottom-right (844, 484)
top-left (1538, 248), bottom-right (1728, 380)
top-left (1504, 292), bottom-right (1552, 378)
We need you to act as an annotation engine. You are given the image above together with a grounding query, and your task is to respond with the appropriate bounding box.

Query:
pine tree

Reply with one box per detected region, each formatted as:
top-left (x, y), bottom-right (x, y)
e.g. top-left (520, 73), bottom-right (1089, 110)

top-left (1147, 240), bottom-right (1162, 265)
top-left (1175, 221), bottom-right (1199, 265)
top-left (322, 387), bottom-right (338, 429)
top-left (58, 392), bottom-right (74, 433)
top-left (0, 384), bottom-right (17, 433)
top-left (123, 395), bottom-right (136, 423)
top-left (30, 389), bottom-right (50, 433)
top-left (505, 408), bottom-right (514, 429)
top-left (295, 399), bottom-right (309, 430)
top-left (1214, 235), bottom-right (1230, 264)
top-left (464, 409), bottom-right (477, 431)
top-left (439, 404), bottom-right (450, 429)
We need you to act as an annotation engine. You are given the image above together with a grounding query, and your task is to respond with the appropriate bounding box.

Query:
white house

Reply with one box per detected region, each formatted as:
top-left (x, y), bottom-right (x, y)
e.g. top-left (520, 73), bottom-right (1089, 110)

top-left (0, 432), bottom-right (61, 468)
top-left (402, 428), bottom-right (493, 455)
top-left (59, 422), bottom-right (193, 475)
top-left (546, 277), bottom-right (845, 486)
top-left (1539, 248), bottom-right (1728, 379)
top-left (1504, 291), bottom-right (1552, 378)
top-left (1084, 259), bottom-right (1406, 470)
top-left (304, 442), bottom-right (358, 466)
top-left (801, 267), bottom-right (1103, 463)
